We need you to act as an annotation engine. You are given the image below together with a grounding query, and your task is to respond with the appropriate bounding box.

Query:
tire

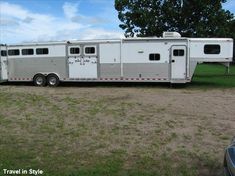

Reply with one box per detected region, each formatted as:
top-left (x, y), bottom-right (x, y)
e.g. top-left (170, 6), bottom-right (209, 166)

top-left (33, 74), bottom-right (47, 87)
top-left (47, 74), bottom-right (60, 87)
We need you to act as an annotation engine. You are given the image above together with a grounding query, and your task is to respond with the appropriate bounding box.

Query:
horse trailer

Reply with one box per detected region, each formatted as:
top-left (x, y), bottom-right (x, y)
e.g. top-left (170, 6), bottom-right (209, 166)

top-left (0, 32), bottom-right (233, 86)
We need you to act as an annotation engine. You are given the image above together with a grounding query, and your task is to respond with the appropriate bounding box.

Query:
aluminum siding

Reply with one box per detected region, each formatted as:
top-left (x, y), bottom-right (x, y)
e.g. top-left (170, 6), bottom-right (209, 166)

top-left (123, 63), bottom-right (169, 78)
top-left (8, 57), bottom-right (67, 80)
top-left (100, 63), bottom-right (121, 78)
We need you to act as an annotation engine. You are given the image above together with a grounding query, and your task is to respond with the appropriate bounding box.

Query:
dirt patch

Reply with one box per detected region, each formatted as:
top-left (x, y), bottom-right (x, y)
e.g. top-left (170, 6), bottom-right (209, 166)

top-left (0, 85), bottom-right (234, 175)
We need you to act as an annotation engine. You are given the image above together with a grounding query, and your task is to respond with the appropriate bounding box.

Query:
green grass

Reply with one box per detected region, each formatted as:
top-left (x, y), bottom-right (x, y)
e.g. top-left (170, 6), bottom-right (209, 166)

top-left (1, 64), bottom-right (234, 176)
top-left (0, 89), bottom-right (227, 176)
top-left (191, 63), bottom-right (235, 88)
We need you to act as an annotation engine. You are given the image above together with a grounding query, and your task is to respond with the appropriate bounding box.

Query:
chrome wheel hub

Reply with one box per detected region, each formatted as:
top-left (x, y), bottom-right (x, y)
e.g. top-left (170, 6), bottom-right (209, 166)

top-left (49, 77), bottom-right (57, 85)
top-left (36, 77), bottom-right (43, 85)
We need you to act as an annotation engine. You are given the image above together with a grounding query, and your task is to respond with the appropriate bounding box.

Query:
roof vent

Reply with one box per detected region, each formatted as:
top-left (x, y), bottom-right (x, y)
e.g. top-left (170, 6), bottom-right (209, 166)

top-left (163, 32), bottom-right (181, 38)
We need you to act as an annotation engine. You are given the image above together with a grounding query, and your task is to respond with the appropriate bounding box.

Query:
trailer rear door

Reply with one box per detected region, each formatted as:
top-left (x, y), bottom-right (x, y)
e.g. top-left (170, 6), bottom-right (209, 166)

top-left (0, 46), bottom-right (8, 82)
top-left (171, 46), bottom-right (186, 80)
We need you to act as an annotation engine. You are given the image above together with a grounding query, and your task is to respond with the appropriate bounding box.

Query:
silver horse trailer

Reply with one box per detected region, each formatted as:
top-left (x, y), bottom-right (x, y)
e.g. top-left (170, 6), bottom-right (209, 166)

top-left (0, 32), bottom-right (233, 86)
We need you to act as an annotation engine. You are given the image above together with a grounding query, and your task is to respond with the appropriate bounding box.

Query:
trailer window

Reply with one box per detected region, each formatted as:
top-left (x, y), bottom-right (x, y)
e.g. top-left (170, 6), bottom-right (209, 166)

top-left (85, 47), bottom-right (95, 54)
top-left (149, 53), bottom-right (160, 61)
top-left (70, 47), bottom-right (80, 54)
top-left (8, 49), bottom-right (20, 56)
top-left (36, 48), bottom-right (49, 55)
top-left (22, 49), bottom-right (34, 55)
top-left (204, 45), bottom-right (220, 54)
top-left (1, 50), bottom-right (7, 56)
top-left (173, 49), bottom-right (184, 56)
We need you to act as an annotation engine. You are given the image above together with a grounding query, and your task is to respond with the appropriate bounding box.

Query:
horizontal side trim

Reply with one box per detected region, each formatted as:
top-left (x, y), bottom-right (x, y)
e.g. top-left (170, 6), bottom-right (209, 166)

top-left (9, 78), bottom-right (32, 81)
top-left (64, 78), bottom-right (169, 81)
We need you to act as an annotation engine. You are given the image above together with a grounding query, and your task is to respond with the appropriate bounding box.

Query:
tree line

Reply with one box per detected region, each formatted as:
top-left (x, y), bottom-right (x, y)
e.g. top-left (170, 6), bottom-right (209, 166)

top-left (115, 0), bottom-right (235, 39)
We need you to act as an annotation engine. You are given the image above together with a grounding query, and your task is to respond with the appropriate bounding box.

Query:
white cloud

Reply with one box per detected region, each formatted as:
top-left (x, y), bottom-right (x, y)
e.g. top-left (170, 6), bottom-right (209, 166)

top-left (63, 2), bottom-right (79, 19)
top-left (0, 2), bottom-right (28, 20)
top-left (62, 1), bottom-right (108, 25)
top-left (0, 17), bottom-right (19, 26)
top-left (0, 1), bottom-right (123, 44)
top-left (79, 28), bottom-right (123, 40)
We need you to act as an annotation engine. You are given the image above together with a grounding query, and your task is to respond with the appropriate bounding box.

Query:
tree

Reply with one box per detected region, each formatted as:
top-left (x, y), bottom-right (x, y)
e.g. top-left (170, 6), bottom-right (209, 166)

top-left (115, 0), bottom-right (235, 38)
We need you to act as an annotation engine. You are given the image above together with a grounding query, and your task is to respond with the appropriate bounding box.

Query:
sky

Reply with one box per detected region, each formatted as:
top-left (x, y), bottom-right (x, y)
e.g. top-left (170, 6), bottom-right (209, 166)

top-left (0, 0), bottom-right (235, 44)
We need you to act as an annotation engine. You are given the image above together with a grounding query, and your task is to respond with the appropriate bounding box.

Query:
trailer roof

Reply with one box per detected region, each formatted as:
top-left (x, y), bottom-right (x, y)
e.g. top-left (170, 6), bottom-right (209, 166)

top-left (3, 37), bottom-right (233, 47)
top-left (6, 39), bottom-right (122, 47)
top-left (123, 37), bottom-right (186, 40)
top-left (5, 37), bottom-right (188, 46)
top-left (189, 38), bottom-right (233, 42)
top-left (6, 41), bottom-right (67, 47)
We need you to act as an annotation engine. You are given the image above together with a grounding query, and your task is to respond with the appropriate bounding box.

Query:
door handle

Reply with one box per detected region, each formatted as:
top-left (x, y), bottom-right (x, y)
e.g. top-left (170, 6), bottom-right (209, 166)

top-left (172, 60), bottom-right (175, 63)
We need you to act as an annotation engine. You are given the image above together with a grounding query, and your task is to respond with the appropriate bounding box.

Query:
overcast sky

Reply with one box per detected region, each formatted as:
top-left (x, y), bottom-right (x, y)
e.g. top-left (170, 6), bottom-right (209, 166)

top-left (0, 0), bottom-right (235, 44)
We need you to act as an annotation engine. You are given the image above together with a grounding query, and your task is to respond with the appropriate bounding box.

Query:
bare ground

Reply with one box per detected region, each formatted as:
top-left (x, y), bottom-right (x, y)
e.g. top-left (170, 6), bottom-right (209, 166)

top-left (0, 84), bottom-right (234, 175)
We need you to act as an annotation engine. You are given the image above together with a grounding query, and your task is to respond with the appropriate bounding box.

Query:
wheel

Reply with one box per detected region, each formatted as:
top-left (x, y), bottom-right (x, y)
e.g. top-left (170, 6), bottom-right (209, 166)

top-left (47, 74), bottom-right (60, 87)
top-left (33, 74), bottom-right (47, 87)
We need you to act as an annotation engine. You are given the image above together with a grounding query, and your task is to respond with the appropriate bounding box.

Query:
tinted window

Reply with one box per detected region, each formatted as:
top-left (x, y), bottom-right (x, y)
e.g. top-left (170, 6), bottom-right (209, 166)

top-left (70, 47), bottom-right (80, 54)
top-left (85, 47), bottom-right (95, 54)
top-left (173, 49), bottom-right (185, 56)
top-left (204, 45), bottom-right (220, 54)
top-left (1, 50), bottom-right (7, 56)
top-left (22, 49), bottom-right (34, 55)
top-left (8, 49), bottom-right (20, 56)
top-left (36, 48), bottom-right (49, 55)
top-left (149, 53), bottom-right (160, 61)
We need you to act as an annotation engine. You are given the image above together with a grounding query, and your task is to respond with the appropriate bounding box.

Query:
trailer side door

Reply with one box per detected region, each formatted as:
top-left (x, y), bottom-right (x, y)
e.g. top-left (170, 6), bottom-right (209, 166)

top-left (68, 45), bottom-right (98, 79)
top-left (82, 45), bottom-right (98, 78)
top-left (171, 45), bottom-right (187, 80)
top-left (68, 45), bottom-right (82, 78)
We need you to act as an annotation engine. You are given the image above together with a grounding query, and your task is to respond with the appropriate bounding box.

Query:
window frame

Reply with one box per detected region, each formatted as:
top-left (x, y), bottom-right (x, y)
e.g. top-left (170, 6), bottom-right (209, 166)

top-left (204, 44), bottom-right (221, 55)
top-left (36, 48), bottom-right (49, 55)
top-left (1, 50), bottom-right (7, 56)
top-left (149, 53), bottom-right (160, 61)
top-left (69, 47), bottom-right (81, 55)
top-left (173, 49), bottom-right (185, 57)
top-left (22, 48), bottom-right (34, 55)
top-left (8, 49), bottom-right (20, 56)
top-left (84, 45), bottom-right (96, 56)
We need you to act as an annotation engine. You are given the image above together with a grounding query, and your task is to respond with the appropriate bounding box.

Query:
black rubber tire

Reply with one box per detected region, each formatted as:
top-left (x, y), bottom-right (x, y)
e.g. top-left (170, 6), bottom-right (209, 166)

top-left (47, 74), bottom-right (60, 87)
top-left (33, 74), bottom-right (47, 87)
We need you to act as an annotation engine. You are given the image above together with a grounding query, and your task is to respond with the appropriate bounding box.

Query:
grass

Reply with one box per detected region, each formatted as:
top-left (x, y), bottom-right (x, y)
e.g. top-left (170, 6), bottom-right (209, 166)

top-left (0, 63), bottom-right (234, 176)
top-left (191, 63), bottom-right (235, 88)
top-left (0, 88), bottom-right (232, 176)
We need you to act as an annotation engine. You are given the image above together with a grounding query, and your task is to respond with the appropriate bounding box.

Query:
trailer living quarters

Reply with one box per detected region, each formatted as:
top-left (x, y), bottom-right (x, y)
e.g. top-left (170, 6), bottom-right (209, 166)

top-left (0, 32), bottom-right (233, 86)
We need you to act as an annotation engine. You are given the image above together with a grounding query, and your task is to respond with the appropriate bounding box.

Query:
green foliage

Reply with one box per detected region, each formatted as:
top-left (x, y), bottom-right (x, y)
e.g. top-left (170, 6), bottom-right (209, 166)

top-left (191, 63), bottom-right (235, 88)
top-left (115, 0), bottom-right (235, 38)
